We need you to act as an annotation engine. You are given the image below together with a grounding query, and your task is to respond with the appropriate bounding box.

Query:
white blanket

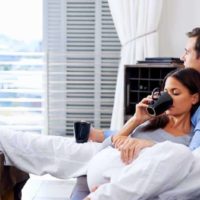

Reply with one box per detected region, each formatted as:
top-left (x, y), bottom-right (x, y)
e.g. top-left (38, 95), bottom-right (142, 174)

top-left (0, 128), bottom-right (102, 178)
top-left (158, 147), bottom-right (200, 200)
top-left (88, 142), bottom-right (195, 200)
top-left (0, 128), bottom-right (200, 199)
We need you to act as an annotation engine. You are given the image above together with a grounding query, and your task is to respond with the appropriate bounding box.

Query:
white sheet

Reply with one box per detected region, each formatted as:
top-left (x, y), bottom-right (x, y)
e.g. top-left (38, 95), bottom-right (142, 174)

top-left (0, 128), bottom-right (102, 178)
top-left (88, 142), bottom-right (194, 200)
top-left (1, 128), bottom-right (200, 199)
top-left (158, 147), bottom-right (200, 200)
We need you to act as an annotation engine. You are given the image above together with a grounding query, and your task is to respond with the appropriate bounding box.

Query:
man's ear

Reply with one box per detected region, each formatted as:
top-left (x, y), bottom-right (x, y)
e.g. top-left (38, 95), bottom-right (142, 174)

top-left (192, 93), bottom-right (200, 105)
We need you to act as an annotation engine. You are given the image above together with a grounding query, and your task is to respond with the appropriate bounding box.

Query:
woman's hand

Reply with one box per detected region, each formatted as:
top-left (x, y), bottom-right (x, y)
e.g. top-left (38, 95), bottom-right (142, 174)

top-left (118, 137), bottom-right (155, 164)
top-left (133, 96), bottom-right (153, 123)
top-left (112, 135), bottom-right (128, 149)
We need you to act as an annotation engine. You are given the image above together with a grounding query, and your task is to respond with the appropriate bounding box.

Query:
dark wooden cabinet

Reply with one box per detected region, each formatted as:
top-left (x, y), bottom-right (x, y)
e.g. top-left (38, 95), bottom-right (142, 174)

top-left (124, 64), bottom-right (180, 122)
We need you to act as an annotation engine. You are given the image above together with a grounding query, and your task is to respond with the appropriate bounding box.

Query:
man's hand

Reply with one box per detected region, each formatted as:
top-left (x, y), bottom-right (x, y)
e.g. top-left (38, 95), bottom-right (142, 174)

top-left (118, 138), bottom-right (155, 164)
top-left (88, 127), bottom-right (105, 143)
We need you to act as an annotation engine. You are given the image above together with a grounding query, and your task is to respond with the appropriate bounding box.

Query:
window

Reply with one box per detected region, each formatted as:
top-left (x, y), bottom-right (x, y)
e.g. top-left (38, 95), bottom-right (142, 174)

top-left (0, 0), bottom-right (43, 134)
top-left (0, 52), bottom-right (44, 133)
top-left (44, 0), bottom-right (121, 135)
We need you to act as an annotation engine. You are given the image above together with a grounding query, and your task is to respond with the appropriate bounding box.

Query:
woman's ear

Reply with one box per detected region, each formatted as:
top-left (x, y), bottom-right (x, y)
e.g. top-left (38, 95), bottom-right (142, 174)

top-left (191, 93), bottom-right (200, 105)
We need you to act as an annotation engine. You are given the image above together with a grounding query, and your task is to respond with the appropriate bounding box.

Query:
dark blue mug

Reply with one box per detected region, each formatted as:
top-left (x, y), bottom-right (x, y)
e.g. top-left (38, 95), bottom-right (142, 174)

top-left (146, 91), bottom-right (173, 116)
top-left (74, 121), bottom-right (91, 143)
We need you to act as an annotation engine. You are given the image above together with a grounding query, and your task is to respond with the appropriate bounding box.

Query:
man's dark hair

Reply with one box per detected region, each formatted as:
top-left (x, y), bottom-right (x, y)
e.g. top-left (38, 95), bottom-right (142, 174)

top-left (187, 27), bottom-right (200, 58)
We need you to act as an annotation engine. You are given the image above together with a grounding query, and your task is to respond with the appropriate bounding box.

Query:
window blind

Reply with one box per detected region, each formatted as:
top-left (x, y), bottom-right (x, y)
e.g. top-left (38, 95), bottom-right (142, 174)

top-left (44, 0), bottom-right (121, 136)
top-left (0, 52), bottom-right (44, 133)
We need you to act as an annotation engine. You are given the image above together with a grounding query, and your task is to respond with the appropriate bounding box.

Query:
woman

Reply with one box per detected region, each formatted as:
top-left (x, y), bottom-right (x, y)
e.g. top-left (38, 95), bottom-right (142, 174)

top-left (0, 68), bottom-right (200, 199)
top-left (72, 67), bottom-right (200, 199)
top-left (82, 67), bottom-right (200, 200)
top-left (112, 66), bottom-right (200, 163)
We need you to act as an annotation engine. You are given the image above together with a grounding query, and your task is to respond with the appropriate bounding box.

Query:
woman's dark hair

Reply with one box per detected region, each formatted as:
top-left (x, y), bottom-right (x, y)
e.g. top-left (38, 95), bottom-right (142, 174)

top-left (142, 68), bottom-right (200, 131)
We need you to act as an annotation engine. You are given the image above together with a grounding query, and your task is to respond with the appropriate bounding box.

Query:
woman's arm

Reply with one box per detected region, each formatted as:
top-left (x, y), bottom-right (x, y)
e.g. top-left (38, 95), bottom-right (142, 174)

top-left (111, 116), bottom-right (144, 149)
top-left (112, 96), bottom-right (153, 148)
top-left (89, 96), bottom-right (153, 144)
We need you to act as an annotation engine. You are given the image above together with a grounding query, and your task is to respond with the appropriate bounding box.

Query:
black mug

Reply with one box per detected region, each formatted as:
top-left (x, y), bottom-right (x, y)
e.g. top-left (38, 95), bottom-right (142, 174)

top-left (74, 121), bottom-right (91, 143)
top-left (146, 92), bottom-right (173, 116)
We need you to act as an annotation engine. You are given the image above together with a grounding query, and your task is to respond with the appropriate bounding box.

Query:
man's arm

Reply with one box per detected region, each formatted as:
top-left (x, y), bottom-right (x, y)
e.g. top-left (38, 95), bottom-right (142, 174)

top-left (189, 106), bottom-right (200, 150)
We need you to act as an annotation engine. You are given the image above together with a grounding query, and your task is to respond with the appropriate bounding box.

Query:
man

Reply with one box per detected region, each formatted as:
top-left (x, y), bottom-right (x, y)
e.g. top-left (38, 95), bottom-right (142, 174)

top-left (181, 27), bottom-right (200, 150)
top-left (181, 27), bottom-right (200, 71)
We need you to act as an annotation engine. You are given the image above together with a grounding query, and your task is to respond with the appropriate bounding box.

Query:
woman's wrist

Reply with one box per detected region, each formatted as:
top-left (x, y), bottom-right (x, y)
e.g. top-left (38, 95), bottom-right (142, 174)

top-left (130, 115), bottom-right (144, 126)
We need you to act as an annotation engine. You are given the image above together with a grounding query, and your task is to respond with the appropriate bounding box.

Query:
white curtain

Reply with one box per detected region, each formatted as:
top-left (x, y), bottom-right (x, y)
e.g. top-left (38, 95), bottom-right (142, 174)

top-left (108, 0), bottom-right (163, 130)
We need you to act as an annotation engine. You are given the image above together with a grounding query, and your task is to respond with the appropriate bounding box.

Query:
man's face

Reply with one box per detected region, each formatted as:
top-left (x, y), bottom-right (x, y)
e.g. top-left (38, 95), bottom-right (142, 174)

top-left (180, 37), bottom-right (200, 72)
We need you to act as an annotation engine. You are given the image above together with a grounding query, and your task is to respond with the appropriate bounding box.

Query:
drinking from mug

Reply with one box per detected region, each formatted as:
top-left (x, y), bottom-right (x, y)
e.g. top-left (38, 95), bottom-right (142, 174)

top-left (146, 88), bottom-right (173, 116)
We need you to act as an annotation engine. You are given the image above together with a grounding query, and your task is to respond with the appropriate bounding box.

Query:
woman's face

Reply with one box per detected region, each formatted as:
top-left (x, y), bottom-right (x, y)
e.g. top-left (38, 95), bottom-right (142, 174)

top-left (164, 77), bottom-right (198, 116)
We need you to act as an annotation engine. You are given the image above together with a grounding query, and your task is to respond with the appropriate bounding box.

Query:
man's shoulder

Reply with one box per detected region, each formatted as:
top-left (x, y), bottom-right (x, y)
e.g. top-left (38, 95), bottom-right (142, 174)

top-left (192, 106), bottom-right (200, 126)
top-left (194, 106), bottom-right (200, 116)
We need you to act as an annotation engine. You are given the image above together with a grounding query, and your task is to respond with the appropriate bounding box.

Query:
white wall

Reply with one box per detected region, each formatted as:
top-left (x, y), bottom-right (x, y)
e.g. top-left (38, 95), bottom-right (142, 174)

top-left (159, 0), bottom-right (200, 57)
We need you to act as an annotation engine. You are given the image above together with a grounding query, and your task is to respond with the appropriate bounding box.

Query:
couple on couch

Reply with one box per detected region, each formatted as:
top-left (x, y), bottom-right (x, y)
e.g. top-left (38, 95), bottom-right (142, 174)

top-left (1, 28), bottom-right (200, 199)
top-left (0, 66), bottom-right (200, 200)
